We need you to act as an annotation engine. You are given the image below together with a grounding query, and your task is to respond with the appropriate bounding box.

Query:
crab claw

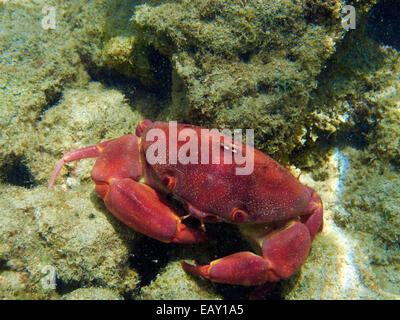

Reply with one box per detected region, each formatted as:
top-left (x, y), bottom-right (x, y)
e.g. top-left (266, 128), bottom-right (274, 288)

top-left (182, 220), bottom-right (313, 285)
top-left (102, 177), bottom-right (208, 243)
top-left (48, 133), bottom-right (207, 244)
top-left (182, 252), bottom-right (273, 286)
top-left (300, 186), bottom-right (323, 241)
top-left (182, 184), bottom-right (323, 288)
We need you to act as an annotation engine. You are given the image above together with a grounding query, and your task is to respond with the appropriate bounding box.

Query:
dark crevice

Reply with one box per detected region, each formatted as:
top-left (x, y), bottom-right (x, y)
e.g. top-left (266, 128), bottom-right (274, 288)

top-left (128, 236), bottom-right (175, 288)
top-left (366, 0), bottom-right (400, 50)
top-left (79, 50), bottom-right (171, 119)
top-left (55, 276), bottom-right (113, 296)
top-left (238, 51), bottom-right (251, 63)
top-left (146, 46), bottom-right (172, 94)
top-left (79, 43), bottom-right (172, 98)
top-left (304, 0), bottom-right (341, 25)
top-left (37, 90), bottom-right (63, 123)
top-left (336, 103), bottom-right (375, 149)
top-left (214, 283), bottom-right (255, 300)
top-left (214, 282), bottom-right (284, 300)
top-left (0, 154), bottom-right (36, 188)
top-left (0, 258), bottom-right (11, 272)
top-left (44, 87), bottom-right (62, 110)
top-left (55, 278), bottom-right (82, 295)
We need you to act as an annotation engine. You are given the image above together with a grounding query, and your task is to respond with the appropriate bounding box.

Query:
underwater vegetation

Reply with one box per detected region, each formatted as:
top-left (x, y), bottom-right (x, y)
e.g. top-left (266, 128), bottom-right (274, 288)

top-left (0, 0), bottom-right (399, 299)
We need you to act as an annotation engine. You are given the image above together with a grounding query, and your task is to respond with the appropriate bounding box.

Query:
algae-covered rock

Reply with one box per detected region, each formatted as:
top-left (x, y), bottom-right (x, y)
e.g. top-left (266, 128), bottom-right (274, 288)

top-left (0, 184), bottom-right (139, 299)
top-left (0, 0), bottom-right (155, 185)
top-left (36, 81), bottom-right (143, 184)
top-left (334, 148), bottom-right (400, 297)
top-left (62, 287), bottom-right (123, 300)
top-left (0, 270), bottom-right (32, 300)
top-left (102, 35), bottom-right (172, 89)
top-left (0, 0), bottom-right (92, 178)
top-left (280, 156), bottom-right (399, 299)
top-left (0, 79), bottom-right (144, 299)
top-left (302, 5), bottom-right (400, 168)
top-left (282, 6), bottom-right (400, 299)
top-left (139, 261), bottom-right (222, 300)
top-left (130, 0), bottom-right (351, 162)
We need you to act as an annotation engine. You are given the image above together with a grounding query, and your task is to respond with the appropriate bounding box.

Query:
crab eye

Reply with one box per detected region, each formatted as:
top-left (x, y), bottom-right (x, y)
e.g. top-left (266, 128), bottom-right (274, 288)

top-left (231, 208), bottom-right (247, 223)
top-left (161, 174), bottom-right (176, 190)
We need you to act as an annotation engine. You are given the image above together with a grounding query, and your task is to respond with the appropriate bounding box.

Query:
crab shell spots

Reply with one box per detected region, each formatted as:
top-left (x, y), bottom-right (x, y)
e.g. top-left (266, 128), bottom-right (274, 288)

top-left (141, 122), bottom-right (309, 223)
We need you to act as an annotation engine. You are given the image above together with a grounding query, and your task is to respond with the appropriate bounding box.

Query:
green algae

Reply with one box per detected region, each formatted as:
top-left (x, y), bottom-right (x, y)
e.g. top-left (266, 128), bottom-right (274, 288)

top-left (283, 9), bottom-right (400, 298)
top-left (0, 0), bottom-right (101, 184)
top-left (0, 184), bottom-right (139, 299)
top-left (334, 148), bottom-right (400, 296)
top-left (131, 0), bottom-right (348, 163)
top-left (139, 261), bottom-right (222, 300)
top-left (62, 287), bottom-right (123, 300)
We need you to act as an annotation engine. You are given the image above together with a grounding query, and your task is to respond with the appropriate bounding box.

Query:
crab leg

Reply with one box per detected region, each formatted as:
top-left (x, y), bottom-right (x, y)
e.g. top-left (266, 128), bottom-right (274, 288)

top-left (102, 178), bottom-right (207, 243)
top-left (48, 138), bottom-right (118, 188)
top-left (182, 220), bottom-right (311, 285)
top-left (182, 187), bottom-right (323, 285)
top-left (49, 134), bottom-right (207, 244)
top-left (300, 186), bottom-right (323, 240)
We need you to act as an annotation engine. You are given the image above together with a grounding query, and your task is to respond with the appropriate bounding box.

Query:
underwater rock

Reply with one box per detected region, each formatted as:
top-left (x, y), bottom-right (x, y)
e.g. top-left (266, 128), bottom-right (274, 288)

top-left (281, 150), bottom-right (399, 299)
top-left (0, 184), bottom-right (139, 299)
top-left (130, 0), bottom-right (351, 162)
top-left (0, 270), bottom-right (32, 299)
top-left (305, 8), bottom-right (400, 166)
top-left (62, 287), bottom-right (123, 300)
top-left (284, 11), bottom-right (400, 299)
top-left (102, 35), bottom-right (172, 89)
top-left (139, 261), bottom-right (222, 300)
top-left (36, 81), bottom-right (143, 184)
top-left (0, 0), bottom-right (92, 180)
top-left (334, 148), bottom-right (400, 297)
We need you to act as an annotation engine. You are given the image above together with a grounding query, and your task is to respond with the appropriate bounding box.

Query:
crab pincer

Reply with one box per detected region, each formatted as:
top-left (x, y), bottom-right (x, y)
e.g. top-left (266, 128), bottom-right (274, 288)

top-left (48, 126), bottom-right (207, 244)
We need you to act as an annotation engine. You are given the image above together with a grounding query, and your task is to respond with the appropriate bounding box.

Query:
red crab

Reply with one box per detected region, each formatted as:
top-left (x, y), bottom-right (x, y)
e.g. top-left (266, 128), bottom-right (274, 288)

top-left (48, 120), bottom-right (323, 294)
